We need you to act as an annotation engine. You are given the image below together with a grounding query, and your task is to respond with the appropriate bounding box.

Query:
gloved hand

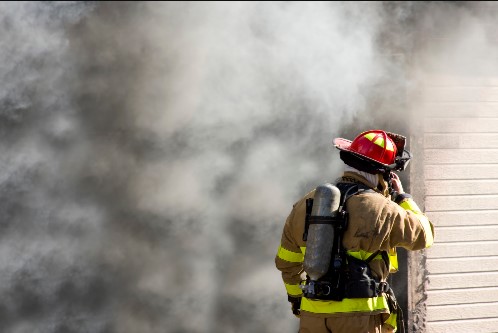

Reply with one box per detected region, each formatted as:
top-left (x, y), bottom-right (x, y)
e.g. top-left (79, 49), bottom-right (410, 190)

top-left (390, 172), bottom-right (404, 194)
top-left (390, 171), bottom-right (413, 205)
top-left (288, 296), bottom-right (301, 318)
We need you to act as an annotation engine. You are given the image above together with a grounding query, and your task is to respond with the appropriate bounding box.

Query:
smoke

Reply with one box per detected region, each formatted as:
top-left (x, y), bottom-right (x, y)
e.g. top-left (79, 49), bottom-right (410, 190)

top-left (2, 2), bottom-right (491, 333)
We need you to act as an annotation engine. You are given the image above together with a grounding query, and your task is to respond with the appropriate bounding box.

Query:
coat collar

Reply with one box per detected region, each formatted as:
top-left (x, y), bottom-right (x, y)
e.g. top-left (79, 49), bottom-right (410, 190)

top-left (339, 171), bottom-right (390, 197)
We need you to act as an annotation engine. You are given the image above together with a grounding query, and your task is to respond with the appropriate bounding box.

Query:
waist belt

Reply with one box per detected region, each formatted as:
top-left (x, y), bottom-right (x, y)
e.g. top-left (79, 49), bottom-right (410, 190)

top-left (302, 253), bottom-right (390, 301)
top-left (302, 277), bottom-right (391, 300)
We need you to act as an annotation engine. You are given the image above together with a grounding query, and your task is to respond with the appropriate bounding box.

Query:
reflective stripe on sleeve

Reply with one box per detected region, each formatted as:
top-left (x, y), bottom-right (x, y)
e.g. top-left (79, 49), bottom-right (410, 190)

top-left (285, 283), bottom-right (302, 296)
top-left (389, 249), bottom-right (399, 273)
top-left (301, 295), bottom-right (389, 314)
top-left (277, 245), bottom-right (304, 263)
top-left (416, 213), bottom-right (434, 247)
top-left (399, 198), bottom-right (421, 213)
top-left (400, 199), bottom-right (434, 248)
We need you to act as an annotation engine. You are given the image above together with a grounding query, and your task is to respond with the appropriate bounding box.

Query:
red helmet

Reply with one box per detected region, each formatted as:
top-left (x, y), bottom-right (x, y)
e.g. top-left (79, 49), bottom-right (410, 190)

top-left (334, 130), bottom-right (397, 166)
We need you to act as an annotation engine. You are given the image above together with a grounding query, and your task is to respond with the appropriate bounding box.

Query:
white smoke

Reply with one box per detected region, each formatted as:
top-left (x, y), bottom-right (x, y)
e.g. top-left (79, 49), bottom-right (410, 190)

top-left (0, 2), bottom-right (387, 332)
top-left (4, 2), bottom-right (486, 333)
top-left (128, 4), bottom-right (390, 332)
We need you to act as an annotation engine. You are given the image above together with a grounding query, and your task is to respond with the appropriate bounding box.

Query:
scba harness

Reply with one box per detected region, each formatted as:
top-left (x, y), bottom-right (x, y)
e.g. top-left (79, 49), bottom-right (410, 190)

top-left (301, 182), bottom-right (391, 301)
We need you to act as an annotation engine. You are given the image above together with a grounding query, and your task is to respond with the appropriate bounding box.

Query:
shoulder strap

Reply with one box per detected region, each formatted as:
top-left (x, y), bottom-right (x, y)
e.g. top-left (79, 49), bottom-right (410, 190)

top-left (302, 198), bottom-right (314, 241)
top-left (338, 183), bottom-right (390, 268)
top-left (335, 182), bottom-right (373, 209)
top-left (364, 250), bottom-right (390, 269)
top-left (302, 182), bottom-right (373, 242)
top-left (365, 250), bottom-right (381, 264)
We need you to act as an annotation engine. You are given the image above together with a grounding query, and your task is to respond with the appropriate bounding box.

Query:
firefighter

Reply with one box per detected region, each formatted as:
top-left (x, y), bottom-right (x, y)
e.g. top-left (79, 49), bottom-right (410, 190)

top-left (275, 130), bottom-right (434, 333)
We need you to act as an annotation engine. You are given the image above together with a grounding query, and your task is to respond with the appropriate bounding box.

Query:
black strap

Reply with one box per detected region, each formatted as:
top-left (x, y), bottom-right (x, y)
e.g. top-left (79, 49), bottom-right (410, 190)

top-left (308, 216), bottom-right (341, 224)
top-left (302, 182), bottom-right (370, 241)
top-left (381, 251), bottom-right (390, 270)
top-left (365, 250), bottom-right (381, 264)
top-left (385, 288), bottom-right (405, 333)
top-left (364, 250), bottom-right (390, 271)
top-left (336, 183), bottom-right (359, 207)
top-left (302, 198), bottom-right (314, 241)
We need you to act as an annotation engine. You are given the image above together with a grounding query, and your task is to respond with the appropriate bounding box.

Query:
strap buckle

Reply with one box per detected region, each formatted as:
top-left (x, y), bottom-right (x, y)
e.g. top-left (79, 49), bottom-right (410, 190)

top-left (377, 281), bottom-right (390, 294)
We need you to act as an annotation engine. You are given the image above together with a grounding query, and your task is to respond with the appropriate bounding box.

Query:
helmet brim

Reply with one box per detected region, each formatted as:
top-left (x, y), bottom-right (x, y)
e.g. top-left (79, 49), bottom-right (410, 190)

top-left (333, 137), bottom-right (353, 151)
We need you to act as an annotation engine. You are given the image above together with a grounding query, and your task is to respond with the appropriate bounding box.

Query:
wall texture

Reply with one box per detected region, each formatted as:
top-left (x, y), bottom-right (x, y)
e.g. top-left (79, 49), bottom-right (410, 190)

top-left (420, 77), bottom-right (498, 333)
top-left (410, 5), bottom-right (498, 330)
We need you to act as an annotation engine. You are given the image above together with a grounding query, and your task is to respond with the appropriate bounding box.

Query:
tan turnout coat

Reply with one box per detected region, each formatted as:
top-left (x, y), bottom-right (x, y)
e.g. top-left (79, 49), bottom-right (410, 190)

top-left (275, 171), bottom-right (435, 319)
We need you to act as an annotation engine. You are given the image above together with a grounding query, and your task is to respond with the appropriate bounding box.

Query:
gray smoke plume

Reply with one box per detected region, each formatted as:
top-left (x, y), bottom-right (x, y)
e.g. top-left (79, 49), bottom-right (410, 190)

top-left (0, 2), bottom-right (403, 333)
top-left (2, 2), bottom-right (491, 333)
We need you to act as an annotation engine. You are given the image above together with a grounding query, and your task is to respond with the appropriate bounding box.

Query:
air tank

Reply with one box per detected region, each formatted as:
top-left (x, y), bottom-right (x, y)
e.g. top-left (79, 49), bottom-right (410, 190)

top-left (303, 183), bottom-right (341, 281)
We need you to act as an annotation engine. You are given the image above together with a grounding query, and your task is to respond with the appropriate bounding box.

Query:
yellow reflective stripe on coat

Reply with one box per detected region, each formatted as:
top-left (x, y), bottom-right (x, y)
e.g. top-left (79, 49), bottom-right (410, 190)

top-left (277, 245), bottom-right (304, 263)
top-left (399, 198), bottom-right (421, 213)
top-left (301, 295), bottom-right (389, 314)
top-left (285, 283), bottom-right (302, 296)
top-left (385, 312), bottom-right (398, 332)
top-left (388, 249), bottom-right (398, 273)
top-left (347, 249), bottom-right (398, 273)
top-left (347, 249), bottom-right (382, 261)
top-left (400, 199), bottom-right (434, 248)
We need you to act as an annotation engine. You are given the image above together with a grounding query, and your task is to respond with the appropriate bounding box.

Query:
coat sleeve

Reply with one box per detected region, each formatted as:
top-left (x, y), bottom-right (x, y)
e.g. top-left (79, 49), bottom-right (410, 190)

top-left (275, 202), bottom-right (305, 298)
top-left (382, 194), bottom-right (435, 251)
top-left (344, 192), bottom-right (435, 252)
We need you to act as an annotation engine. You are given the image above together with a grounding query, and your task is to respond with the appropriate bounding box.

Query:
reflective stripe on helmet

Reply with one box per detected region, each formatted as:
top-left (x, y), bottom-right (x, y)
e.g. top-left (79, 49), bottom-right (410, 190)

top-left (301, 295), bottom-right (389, 313)
top-left (364, 132), bottom-right (395, 151)
top-left (345, 130), bottom-right (397, 166)
top-left (364, 132), bottom-right (380, 144)
top-left (277, 245), bottom-right (304, 263)
top-left (285, 282), bottom-right (303, 296)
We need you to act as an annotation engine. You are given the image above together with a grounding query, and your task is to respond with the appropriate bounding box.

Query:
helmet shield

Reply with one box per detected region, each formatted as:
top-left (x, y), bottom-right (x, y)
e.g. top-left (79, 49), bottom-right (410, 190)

top-left (385, 131), bottom-right (412, 171)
